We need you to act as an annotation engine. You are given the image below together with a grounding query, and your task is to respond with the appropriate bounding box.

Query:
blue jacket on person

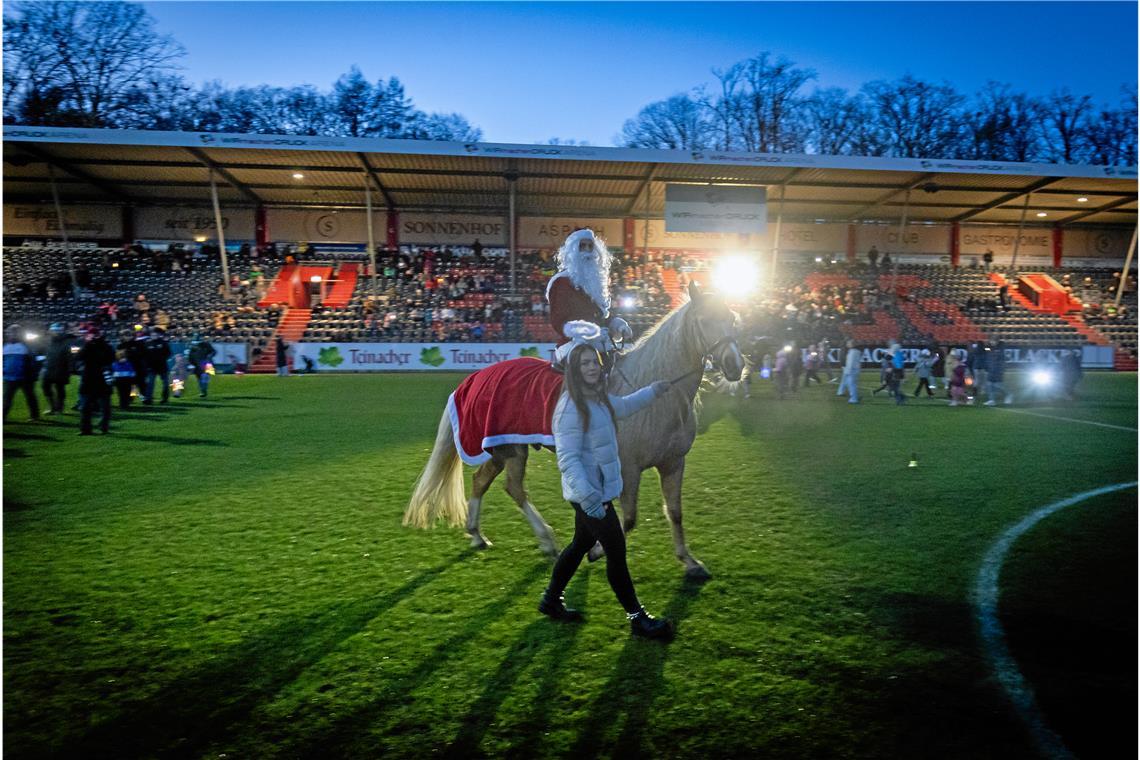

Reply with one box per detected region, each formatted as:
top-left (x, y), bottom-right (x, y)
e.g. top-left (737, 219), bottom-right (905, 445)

top-left (3, 342), bottom-right (32, 382)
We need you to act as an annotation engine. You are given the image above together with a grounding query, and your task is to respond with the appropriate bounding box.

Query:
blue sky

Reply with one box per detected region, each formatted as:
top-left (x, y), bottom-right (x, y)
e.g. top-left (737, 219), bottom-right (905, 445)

top-left (143, 1), bottom-right (1138, 145)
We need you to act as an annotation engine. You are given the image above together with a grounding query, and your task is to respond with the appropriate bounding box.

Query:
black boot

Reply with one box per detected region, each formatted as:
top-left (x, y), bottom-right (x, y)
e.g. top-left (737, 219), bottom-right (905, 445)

top-left (629, 609), bottom-right (673, 640)
top-left (538, 589), bottom-right (584, 623)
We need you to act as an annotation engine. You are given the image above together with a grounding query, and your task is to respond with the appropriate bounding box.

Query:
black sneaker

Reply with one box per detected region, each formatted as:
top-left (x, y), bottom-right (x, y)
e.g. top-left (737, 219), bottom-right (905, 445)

top-left (630, 610), bottom-right (673, 640)
top-left (538, 591), bottom-right (584, 623)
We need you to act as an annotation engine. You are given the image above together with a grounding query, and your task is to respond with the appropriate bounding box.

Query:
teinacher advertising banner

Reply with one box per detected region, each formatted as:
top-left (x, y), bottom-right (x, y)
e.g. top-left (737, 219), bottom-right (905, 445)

top-left (292, 343), bottom-right (559, 371)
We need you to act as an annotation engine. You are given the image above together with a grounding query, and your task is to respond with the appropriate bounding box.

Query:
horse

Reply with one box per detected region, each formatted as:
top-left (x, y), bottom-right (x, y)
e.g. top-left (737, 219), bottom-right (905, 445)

top-left (404, 283), bottom-right (745, 580)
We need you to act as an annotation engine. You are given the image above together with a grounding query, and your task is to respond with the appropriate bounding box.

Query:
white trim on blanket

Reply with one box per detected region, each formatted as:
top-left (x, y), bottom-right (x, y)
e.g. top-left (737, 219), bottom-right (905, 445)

top-left (447, 392), bottom-right (555, 466)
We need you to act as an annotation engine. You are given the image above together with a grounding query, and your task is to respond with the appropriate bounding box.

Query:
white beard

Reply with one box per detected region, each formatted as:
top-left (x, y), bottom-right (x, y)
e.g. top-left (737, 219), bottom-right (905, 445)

top-left (557, 232), bottom-right (612, 313)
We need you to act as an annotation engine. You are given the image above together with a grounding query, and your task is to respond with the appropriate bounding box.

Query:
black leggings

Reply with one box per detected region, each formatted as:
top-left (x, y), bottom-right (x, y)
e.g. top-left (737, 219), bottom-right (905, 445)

top-left (913, 378), bottom-right (934, 397)
top-left (548, 502), bottom-right (640, 614)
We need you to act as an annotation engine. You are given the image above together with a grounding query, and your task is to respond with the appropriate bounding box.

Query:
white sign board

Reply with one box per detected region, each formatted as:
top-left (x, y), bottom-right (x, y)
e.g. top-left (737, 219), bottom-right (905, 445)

top-left (518, 218), bottom-right (622, 248)
top-left (266, 208), bottom-right (381, 243)
top-left (134, 207), bottom-right (255, 241)
top-left (293, 342), bottom-right (558, 371)
top-left (3, 204), bottom-right (122, 238)
top-left (633, 219), bottom-right (753, 250)
top-left (855, 224), bottom-right (950, 255)
top-left (665, 184), bottom-right (767, 234)
top-left (399, 214), bottom-right (507, 246)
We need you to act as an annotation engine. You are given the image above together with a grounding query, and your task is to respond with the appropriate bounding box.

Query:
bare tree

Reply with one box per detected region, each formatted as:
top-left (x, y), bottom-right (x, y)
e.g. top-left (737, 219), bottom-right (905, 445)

top-left (958, 82), bottom-right (1044, 162)
top-left (711, 53), bottom-right (815, 152)
top-left (802, 87), bottom-right (869, 155)
top-left (619, 94), bottom-right (710, 149)
top-left (3, 0), bottom-right (184, 126)
top-left (1042, 88), bottom-right (1093, 163)
top-left (862, 75), bottom-right (964, 158)
top-left (405, 112), bottom-right (483, 142)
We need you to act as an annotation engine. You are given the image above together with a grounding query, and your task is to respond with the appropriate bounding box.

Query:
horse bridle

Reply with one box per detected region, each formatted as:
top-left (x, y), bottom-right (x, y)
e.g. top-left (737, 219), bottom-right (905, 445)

top-left (609, 311), bottom-right (738, 392)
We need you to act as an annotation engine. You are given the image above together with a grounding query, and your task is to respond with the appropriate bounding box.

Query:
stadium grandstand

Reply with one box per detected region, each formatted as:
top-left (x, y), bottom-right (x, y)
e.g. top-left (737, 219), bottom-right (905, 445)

top-left (3, 126), bottom-right (1137, 371)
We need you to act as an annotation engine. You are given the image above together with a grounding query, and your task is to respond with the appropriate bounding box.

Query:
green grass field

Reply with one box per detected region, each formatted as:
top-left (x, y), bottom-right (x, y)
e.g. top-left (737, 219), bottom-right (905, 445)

top-left (3, 370), bottom-right (1136, 758)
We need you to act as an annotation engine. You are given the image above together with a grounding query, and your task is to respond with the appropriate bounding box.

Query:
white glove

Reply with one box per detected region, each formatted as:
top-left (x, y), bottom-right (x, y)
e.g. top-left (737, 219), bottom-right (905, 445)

top-left (581, 496), bottom-right (607, 519)
top-left (608, 317), bottom-right (633, 343)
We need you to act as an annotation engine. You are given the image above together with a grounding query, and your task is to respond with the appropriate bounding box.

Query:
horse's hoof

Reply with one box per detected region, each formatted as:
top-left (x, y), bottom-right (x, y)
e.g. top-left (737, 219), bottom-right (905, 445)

top-left (470, 536), bottom-right (492, 550)
top-left (684, 563), bottom-right (711, 582)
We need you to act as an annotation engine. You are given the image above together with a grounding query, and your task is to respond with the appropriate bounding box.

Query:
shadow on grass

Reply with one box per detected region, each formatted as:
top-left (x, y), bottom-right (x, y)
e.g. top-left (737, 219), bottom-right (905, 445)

top-left (64, 549), bottom-right (478, 760)
top-left (564, 577), bottom-right (705, 757)
top-left (3, 448), bottom-right (28, 459)
top-left (286, 563), bottom-right (550, 758)
top-left (111, 433), bottom-right (230, 447)
top-left (442, 574), bottom-right (591, 758)
top-left (2, 431), bottom-right (59, 442)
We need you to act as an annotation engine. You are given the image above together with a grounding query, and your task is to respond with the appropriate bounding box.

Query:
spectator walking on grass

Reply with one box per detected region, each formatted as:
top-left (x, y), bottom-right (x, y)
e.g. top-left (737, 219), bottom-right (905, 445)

top-left (888, 341), bottom-right (906, 404)
top-left (931, 346), bottom-right (947, 392)
top-left (3, 325), bottom-right (40, 422)
top-left (913, 349), bottom-right (935, 398)
top-left (111, 351), bottom-right (136, 409)
top-left (984, 342), bottom-right (1011, 406)
top-left (948, 358), bottom-right (968, 407)
top-left (872, 350), bottom-right (892, 397)
top-left (836, 339), bottom-right (861, 404)
top-left (77, 327), bottom-right (114, 434)
top-left (539, 342), bottom-right (673, 640)
top-left (187, 334), bottom-right (217, 398)
top-left (41, 323), bottom-right (73, 415)
top-left (144, 327), bottom-right (172, 404)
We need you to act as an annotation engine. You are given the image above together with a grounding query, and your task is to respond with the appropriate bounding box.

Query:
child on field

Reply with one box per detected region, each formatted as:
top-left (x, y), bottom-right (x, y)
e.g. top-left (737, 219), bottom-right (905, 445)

top-left (111, 350), bottom-right (136, 409)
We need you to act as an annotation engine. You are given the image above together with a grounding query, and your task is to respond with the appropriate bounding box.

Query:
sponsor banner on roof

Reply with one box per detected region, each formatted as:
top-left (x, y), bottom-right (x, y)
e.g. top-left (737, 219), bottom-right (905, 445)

top-left (665, 185), bottom-right (767, 234)
top-left (4, 125), bottom-right (1133, 179)
top-left (292, 342), bottom-right (558, 371)
top-left (135, 206), bottom-right (256, 240)
top-left (3, 204), bottom-right (122, 238)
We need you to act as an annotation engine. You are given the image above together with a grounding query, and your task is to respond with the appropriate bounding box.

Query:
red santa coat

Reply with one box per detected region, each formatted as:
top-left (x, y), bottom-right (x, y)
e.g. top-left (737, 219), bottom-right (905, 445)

top-left (546, 272), bottom-right (607, 345)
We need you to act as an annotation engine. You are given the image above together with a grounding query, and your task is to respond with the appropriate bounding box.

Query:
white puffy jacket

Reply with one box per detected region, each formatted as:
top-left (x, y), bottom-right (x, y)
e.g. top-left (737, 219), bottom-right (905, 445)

top-left (553, 386), bottom-right (659, 514)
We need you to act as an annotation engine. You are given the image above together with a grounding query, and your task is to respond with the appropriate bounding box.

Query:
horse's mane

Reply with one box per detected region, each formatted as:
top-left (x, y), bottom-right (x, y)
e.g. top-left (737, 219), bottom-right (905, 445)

top-left (615, 299), bottom-right (699, 388)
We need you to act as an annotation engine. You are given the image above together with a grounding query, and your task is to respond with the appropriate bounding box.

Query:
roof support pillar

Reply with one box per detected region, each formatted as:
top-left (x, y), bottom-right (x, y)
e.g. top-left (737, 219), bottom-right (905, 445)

top-left (846, 224), bottom-right (857, 264)
top-left (387, 210), bottom-right (399, 249)
top-left (950, 222), bottom-right (960, 268)
top-left (122, 206), bottom-right (135, 247)
top-left (623, 217), bottom-right (635, 254)
top-left (1114, 227), bottom-right (1137, 308)
top-left (208, 169), bottom-right (231, 297)
top-left (255, 206), bottom-right (268, 249)
top-left (508, 177), bottom-right (517, 294)
top-left (47, 165), bottom-right (79, 298)
top-left (1010, 193), bottom-right (1031, 273)
top-left (770, 184), bottom-right (786, 281)
top-left (365, 176), bottom-right (378, 302)
top-left (1052, 226), bottom-right (1064, 270)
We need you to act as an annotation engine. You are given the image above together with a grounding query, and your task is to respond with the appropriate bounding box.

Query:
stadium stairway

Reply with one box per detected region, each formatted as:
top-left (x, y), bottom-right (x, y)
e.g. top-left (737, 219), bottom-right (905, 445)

top-left (258, 264), bottom-right (297, 307)
top-left (322, 264), bottom-right (358, 308)
top-left (1057, 312), bottom-right (1110, 346)
top-left (661, 268), bottom-right (682, 307)
top-left (249, 307), bottom-right (311, 373)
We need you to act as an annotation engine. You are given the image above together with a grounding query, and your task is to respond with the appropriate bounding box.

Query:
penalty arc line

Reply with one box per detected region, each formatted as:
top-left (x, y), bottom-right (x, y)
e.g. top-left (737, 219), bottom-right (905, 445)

top-left (973, 481), bottom-right (1138, 760)
top-left (994, 406), bottom-right (1137, 432)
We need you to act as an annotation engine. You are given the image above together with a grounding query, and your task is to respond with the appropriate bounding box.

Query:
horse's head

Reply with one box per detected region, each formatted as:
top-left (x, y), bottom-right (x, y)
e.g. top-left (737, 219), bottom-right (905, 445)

top-left (686, 281), bottom-right (745, 381)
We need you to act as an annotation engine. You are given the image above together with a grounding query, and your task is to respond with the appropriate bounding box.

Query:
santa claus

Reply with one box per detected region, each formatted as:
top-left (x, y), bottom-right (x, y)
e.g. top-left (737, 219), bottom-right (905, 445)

top-left (545, 229), bottom-right (632, 364)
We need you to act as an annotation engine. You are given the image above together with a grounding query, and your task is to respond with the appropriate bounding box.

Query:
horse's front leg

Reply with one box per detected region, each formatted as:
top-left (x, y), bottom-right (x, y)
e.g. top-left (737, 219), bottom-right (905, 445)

top-left (659, 457), bottom-right (710, 581)
top-left (587, 463), bottom-right (642, 562)
top-left (503, 447), bottom-right (559, 560)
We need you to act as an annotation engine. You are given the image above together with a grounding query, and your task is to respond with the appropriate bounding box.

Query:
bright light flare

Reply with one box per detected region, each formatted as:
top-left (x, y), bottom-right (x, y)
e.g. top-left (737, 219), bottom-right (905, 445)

top-left (24, 332), bottom-right (38, 341)
top-left (619, 295), bottom-right (636, 310)
top-left (711, 255), bottom-right (760, 298)
top-left (1031, 370), bottom-right (1053, 387)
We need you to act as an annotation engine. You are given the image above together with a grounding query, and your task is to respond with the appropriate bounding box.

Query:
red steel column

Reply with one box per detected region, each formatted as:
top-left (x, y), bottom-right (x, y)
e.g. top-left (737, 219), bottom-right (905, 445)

top-left (386, 210), bottom-right (399, 248)
top-left (623, 217), bottom-right (635, 255)
top-left (1052, 226), bottom-right (1064, 268)
top-left (255, 205), bottom-right (267, 248)
top-left (950, 222), bottom-right (961, 267)
top-left (846, 224), bottom-right (856, 263)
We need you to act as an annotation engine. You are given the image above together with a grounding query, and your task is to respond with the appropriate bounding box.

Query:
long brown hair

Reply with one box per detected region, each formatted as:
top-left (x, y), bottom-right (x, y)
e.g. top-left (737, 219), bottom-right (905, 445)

top-left (563, 343), bottom-right (616, 432)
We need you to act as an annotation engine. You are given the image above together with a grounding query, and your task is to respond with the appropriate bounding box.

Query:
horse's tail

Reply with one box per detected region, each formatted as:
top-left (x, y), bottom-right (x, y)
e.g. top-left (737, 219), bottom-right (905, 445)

top-left (404, 405), bottom-right (467, 529)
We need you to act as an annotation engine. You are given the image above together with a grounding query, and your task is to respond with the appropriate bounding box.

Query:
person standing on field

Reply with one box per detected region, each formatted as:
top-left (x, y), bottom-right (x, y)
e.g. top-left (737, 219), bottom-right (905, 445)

top-left (836, 340), bottom-right (861, 404)
top-left (539, 342), bottom-right (673, 640)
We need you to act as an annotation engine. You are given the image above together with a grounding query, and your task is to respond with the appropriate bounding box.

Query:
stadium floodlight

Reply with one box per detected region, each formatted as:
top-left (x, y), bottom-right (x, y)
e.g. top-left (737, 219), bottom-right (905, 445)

top-left (24, 332), bottom-right (38, 341)
top-left (620, 295), bottom-right (636, 310)
top-left (711, 255), bottom-right (760, 298)
top-left (1031, 370), bottom-right (1053, 387)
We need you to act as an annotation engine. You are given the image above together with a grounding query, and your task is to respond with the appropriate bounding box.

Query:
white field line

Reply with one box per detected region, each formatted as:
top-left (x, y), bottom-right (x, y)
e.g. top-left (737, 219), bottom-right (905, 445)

top-left (973, 481), bottom-right (1138, 760)
top-left (994, 406), bottom-right (1138, 433)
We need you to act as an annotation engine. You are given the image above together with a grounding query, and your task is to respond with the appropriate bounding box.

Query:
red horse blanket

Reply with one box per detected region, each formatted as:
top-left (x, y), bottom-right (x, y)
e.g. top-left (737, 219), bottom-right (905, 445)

top-left (448, 357), bottom-right (564, 465)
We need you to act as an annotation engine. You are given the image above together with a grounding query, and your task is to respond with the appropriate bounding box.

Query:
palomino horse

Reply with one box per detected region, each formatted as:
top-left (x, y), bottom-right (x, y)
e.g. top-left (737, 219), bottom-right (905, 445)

top-left (404, 283), bottom-right (745, 580)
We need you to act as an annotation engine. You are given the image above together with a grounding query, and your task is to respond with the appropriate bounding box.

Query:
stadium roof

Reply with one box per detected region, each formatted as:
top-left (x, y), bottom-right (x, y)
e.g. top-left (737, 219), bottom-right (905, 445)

top-left (4, 126), bottom-right (1137, 228)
